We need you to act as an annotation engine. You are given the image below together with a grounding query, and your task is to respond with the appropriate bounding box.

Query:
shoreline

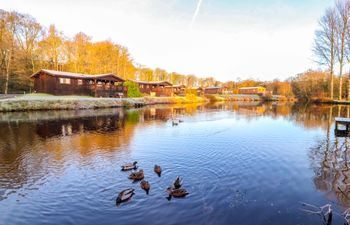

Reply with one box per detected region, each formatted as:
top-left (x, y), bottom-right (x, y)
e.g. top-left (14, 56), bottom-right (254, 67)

top-left (302, 98), bottom-right (350, 105)
top-left (0, 94), bottom-right (208, 112)
top-left (0, 93), bottom-right (300, 112)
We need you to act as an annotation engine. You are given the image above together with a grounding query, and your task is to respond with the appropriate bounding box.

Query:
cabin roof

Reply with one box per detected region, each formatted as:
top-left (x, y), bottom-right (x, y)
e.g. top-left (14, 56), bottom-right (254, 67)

top-left (204, 86), bottom-right (223, 90)
top-left (239, 86), bottom-right (265, 90)
top-left (30, 69), bottom-right (125, 82)
top-left (128, 79), bottom-right (173, 86)
top-left (190, 86), bottom-right (203, 90)
top-left (169, 84), bottom-right (186, 88)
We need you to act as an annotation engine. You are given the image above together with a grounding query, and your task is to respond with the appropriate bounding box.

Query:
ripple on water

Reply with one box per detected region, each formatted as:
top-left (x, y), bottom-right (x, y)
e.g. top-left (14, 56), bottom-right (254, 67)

top-left (0, 104), bottom-right (333, 225)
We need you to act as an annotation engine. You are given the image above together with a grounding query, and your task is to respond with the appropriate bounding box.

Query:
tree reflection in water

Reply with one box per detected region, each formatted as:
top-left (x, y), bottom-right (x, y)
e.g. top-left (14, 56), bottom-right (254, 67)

top-left (309, 105), bottom-right (350, 209)
top-left (3, 102), bottom-right (350, 214)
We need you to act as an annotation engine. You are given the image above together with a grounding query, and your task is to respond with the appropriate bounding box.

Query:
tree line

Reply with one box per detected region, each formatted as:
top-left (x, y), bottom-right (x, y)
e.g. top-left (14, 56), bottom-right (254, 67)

top-left (1, 3), bottom-right (349, 100)
top-left (0, 9), bottom-right (221, 94)
top-left (313, 0), bottom-right (350, 101)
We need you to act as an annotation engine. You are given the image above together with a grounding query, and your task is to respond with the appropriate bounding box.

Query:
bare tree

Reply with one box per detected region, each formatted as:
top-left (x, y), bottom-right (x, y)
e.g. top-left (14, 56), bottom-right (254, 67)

top-left (15, 13), bottom-right (42, 73)
top-left (314, 7), bottom-right (338, 100)
top-left (336, 0), bottom-right (350, 100)
top-left (343, 1), bottom-right (350, 101)
top-left (1, 11), bottom-right (19, 94)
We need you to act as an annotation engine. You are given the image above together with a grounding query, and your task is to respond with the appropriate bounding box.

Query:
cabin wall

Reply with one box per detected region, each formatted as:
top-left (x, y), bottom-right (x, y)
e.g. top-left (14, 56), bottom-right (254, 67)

top-left (171, 87), bottom-right (185, 96)
top-left (33, 72), bottom-right (126, 97)
top-left (204, 88), bottom-right (222, 95)
top-left (238, 88), bottom-right (266, 95)
top-left (53, 77), bottom-right (93, 96)
top-left (138, 84), bottom-right (173, 97)
top-left (33, 72), bottom-right (57, 95)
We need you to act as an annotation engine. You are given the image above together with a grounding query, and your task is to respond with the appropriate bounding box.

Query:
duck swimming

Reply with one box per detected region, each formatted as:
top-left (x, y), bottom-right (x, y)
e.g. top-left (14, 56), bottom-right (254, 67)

top-left (116, 188), bottom-right (135, 205)
top-left (154, 165), bottom-right (162, 177)
top-left (128, 169), bottom-right (144, 181)
top-left (140, 180), bottom-right (150, 195)
top-left (121, 161), bottom-right (138, 171)
top-left (172, 118), bottom-right (184, 126)
top-left (166, 187), bottom-right (189, 200)
top-left (173, 176), bottom-right (182, 189)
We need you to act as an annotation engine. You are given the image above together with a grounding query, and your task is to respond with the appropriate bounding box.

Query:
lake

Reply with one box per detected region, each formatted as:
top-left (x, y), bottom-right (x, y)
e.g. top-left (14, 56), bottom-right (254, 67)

top-left (0, 102), bottom-right (349, 225)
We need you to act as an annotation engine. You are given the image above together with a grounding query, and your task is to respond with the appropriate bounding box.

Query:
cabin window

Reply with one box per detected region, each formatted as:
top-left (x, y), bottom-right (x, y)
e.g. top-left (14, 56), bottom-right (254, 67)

top-left (77, 79), bottom-right (83, 85)
top-left (59, 78), bottom-right (71, 84)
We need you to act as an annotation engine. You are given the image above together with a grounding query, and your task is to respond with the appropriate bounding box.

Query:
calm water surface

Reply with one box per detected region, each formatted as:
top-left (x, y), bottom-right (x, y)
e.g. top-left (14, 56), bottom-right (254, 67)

top-left (0, 102), bottom-right (349, 225)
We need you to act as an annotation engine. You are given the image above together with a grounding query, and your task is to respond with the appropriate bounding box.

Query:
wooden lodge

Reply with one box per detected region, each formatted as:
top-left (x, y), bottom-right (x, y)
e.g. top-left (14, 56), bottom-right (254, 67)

top-left (31, 69), bottom-right (127, 97)
top-left (238, 86), bottom-right (266, 95)
top-left (186, 87), bottom-right (203, 96)
top-left (169, 84), bottom-right (186, 96)
top-left (203, 86), bottom-right (226, 95)
top-left (334, 117), bottom-right (350, 137)
top-left (130, 80), bottom-right (173, 97)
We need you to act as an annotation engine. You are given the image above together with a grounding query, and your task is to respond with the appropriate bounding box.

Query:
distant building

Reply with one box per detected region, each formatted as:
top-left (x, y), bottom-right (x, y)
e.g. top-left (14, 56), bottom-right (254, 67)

top-left (238, 86), bottom-right (266, 95)
top-left (190, 87), bottom-right (204, 96)
top-left (203, 86), bottom-right (226, 95)
top-left (168, 84), bottom-right (186, 96)
top-left (31, 69), bottom-right (126, 97)
top-left (130, 80), bottom-right (173, 97)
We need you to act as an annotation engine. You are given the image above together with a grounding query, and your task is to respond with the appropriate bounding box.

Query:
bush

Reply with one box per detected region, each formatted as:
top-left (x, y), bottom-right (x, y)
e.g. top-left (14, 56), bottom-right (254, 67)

top-left (123, 81), bottom-right (142, 98)
top-left (262, 93), bottom-right (273, 101)
top-left (185, 88), bottom-right (198, 96)
top-left (185, 93), bottom-right (197, 102)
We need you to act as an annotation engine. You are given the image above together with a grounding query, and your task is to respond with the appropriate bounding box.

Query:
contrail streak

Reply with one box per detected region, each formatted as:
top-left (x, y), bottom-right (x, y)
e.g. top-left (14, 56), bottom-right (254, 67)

top-left (190, 0), bottom-right (203, 28)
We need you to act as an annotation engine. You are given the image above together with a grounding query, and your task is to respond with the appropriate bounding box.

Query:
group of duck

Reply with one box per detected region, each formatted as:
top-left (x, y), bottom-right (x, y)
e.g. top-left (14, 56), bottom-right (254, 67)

top-left (116, 161), bottom-right (189, 205)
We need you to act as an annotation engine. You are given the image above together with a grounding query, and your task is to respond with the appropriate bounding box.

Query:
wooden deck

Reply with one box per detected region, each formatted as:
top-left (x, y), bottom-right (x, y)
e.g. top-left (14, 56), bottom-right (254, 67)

top-left (335, 117), bottom-right (350, 127)
top-left (335, 117), bottom-right (350, 137)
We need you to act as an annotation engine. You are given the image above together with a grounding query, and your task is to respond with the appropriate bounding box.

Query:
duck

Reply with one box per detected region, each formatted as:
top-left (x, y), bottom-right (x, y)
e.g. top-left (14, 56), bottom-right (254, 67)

top-left (140, 180), bottom-right (150, 195)
top-left (121, 161), bottom-right (137, 171)
top-left (172, 119), bottom-right (179, 126)
top-left (128, 169), bottom-right (144, 181)
top-left (173, 176), bottom-right (182, 189)
top-left (166, 187), bottom-right (189, 200)
top-left (172, 117), bottom-right (184, 126)
top-left (116, 188), bottom-right (135, 205)
top-left (154, 165), bottom-right (162, 177)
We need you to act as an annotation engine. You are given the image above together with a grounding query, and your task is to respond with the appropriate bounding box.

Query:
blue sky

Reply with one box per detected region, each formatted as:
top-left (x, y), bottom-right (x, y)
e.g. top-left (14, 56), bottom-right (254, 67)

top-left (1, 0), bottom-right (334, 81)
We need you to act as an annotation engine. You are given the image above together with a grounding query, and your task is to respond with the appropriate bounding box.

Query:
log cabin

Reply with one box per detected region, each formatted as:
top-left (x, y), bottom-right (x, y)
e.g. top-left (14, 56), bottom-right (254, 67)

top-left (203, 86), bottom-right (226, 95)
top-left (238, 86), bottom-right (266, 95)
top-left (193, 87), bottom-right (204, 96)
top-left (129, 80), bottom-right (173, 96)
top-left (31, 69), bottom-right (127, 97)
top-left (167, 84), bottom-right (186, 96)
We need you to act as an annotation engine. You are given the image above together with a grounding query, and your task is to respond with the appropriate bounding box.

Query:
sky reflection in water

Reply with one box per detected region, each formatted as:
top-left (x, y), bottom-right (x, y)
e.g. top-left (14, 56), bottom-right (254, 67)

top-left (0, 102), bottom-right (349, 225)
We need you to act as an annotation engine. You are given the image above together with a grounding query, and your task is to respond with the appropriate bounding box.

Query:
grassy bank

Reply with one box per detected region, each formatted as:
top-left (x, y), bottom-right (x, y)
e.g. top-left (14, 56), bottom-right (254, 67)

top-left (0, 94), bottom-right (207, 112)
top-left (304, 97), bottom-right (350, 105)
top-left (206, 94), bottom-right (296, 102)
top-left (206, 94), bottom-right (262, 102)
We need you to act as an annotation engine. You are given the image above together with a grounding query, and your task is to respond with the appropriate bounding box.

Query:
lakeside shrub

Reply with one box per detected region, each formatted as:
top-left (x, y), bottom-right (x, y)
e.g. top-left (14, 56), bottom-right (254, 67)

top-left (185, 93), bottom-right (198, 102)
top-left (185, 89), bottom-right (198, 96)
top-left (123, 81), bottom-right (142, 98)
top-left (261, 93), bottom-right (273, 101)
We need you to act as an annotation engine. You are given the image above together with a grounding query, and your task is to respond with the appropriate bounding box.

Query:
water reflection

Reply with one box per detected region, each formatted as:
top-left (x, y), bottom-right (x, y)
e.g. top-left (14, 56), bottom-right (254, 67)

top-left (307, 105), bottom-right (350, 210)
top-left (2, 102), bottom-right (350, 224)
